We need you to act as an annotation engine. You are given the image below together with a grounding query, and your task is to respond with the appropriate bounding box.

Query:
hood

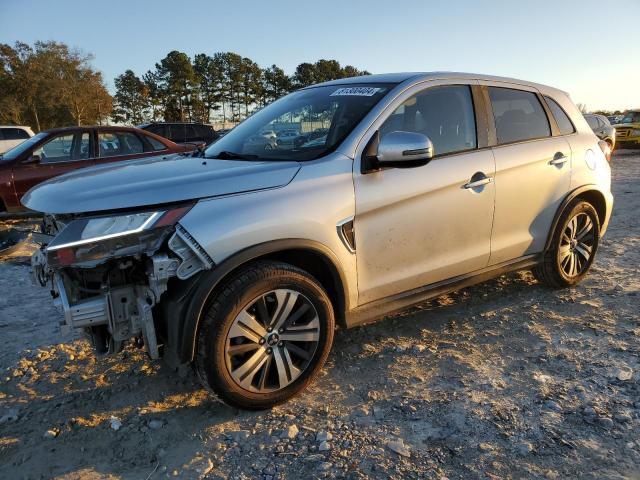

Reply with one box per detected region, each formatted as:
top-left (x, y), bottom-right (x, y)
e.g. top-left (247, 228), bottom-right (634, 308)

top-left (614, 123), bottom-right (640, 129)
top-left (22, 154), bottom-right (300, 214)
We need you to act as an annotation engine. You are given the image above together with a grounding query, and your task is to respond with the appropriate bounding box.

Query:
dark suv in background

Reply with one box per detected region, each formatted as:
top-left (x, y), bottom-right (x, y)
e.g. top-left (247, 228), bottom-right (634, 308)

top-left (139, 122), bottom-right (218, 147)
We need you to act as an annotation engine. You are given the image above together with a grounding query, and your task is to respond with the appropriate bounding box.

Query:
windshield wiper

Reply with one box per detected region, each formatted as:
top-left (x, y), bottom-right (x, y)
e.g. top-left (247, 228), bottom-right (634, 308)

top-left (209, 151), bottom-right (260, 160)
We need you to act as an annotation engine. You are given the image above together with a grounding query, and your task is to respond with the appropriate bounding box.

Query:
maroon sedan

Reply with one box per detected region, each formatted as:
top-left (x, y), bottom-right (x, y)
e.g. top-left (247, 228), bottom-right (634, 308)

top-left (0, 125), bottom-right (193, 213)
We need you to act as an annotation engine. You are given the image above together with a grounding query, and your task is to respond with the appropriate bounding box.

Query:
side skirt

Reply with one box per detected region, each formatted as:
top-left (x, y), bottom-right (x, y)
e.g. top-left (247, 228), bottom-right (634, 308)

top-left (345, 254), bottom-right (541, 328)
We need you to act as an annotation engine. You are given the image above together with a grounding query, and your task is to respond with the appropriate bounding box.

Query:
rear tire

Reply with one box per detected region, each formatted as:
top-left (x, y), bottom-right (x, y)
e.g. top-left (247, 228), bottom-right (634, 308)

top-left (533, 200), bottom-right (600, 288)
top-left (195, 261), bottom-right (334, 409)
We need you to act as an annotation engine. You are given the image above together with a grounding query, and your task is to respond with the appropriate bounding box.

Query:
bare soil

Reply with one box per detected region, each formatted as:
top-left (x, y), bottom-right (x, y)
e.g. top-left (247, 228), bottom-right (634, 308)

top-left (0, 152), bottom-right (638, 480)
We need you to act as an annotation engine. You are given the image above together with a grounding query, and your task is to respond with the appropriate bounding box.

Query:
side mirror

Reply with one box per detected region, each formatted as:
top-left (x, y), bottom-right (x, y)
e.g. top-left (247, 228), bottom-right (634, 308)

top-left (24, 154), bottom-right (41, 165)
top-left (378, 131), bottom-right (433, 165)
top-left (362, 131), bottom-right (434, 172)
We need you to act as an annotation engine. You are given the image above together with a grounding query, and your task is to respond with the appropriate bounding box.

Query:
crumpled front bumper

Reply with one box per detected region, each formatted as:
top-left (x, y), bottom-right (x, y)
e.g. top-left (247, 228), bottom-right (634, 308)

top-left (30, 223), bottom-right (214, 358)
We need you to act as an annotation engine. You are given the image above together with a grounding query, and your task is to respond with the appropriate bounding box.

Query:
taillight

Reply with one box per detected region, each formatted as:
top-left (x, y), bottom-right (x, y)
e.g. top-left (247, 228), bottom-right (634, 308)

top-left (598, 140), bottom-right (611, 163)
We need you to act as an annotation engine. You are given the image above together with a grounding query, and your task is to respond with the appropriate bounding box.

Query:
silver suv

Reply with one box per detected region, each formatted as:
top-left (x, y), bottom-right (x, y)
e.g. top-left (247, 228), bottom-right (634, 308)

top-left (26, 73), bottom-right (613, 409)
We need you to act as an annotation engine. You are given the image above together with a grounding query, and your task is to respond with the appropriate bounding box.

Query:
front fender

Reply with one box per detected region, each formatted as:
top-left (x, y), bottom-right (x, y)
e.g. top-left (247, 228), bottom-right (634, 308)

top-left (158, 238), bottom-right (349, 366)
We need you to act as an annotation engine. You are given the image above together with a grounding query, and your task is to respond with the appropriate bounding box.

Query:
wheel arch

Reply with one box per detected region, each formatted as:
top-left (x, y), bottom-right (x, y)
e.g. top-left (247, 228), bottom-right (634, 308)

top-left (544, 186), bottom-right (607, 252)
top-left (162, 239), bottom-right (349, 365)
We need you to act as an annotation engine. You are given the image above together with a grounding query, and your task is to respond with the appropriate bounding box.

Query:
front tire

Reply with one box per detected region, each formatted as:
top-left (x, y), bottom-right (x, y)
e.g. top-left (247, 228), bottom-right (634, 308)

top-left (534, 200), bottom-right (600, 288)
top-left (195, 261), bottom-right (334, 409)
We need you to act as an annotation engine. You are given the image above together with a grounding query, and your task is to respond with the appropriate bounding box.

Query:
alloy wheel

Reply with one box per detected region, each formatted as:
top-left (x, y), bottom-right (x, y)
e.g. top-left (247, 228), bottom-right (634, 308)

top-left (224, 289), bottom-right (321, 393)
top-left (559, 212), bottom-right (595, 277)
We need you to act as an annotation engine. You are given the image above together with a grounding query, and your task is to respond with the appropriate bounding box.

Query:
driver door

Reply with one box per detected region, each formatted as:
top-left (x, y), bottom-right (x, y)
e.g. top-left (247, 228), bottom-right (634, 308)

top-left (12, 130), bottom-right (94, 204)
top-left (353, 82), bottom-right (496, 304)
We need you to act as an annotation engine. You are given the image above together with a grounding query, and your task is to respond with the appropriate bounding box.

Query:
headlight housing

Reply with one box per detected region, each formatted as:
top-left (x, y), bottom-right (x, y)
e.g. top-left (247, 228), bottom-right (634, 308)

top-left (632, 129), bottom-right (640, 137)
top-left (46, 205), bottom-right (192, 267)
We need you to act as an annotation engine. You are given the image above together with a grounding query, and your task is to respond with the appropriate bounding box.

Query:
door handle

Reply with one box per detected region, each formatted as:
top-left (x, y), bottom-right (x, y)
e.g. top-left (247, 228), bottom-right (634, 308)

top-left (549, 152), bottom-right (569, 166)
top-left (463, 176), bottom-right (493, 189)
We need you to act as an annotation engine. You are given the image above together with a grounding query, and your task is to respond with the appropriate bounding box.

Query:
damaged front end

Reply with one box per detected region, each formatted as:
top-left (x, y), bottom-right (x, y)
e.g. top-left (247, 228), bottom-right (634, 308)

top-left (31, 204), bottom-right (213, 359)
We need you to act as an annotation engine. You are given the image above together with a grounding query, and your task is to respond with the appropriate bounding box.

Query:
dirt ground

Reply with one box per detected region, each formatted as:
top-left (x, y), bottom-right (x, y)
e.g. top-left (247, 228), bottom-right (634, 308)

top-left (0, 151), bottom-right (638, 480)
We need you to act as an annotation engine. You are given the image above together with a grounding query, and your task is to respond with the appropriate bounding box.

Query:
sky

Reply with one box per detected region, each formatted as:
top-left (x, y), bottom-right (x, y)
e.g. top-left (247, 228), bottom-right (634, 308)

top-left (1, 0), bottom-right (638, 111)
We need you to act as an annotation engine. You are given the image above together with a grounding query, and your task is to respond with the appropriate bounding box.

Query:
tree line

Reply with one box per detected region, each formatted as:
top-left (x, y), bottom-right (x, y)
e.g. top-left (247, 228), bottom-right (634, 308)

top-left (0, 41), bottom-right (112, 131)
top-left (112, 52), bottom-right (370, 126)
top-left (0, 41), bottom-right (370, 132)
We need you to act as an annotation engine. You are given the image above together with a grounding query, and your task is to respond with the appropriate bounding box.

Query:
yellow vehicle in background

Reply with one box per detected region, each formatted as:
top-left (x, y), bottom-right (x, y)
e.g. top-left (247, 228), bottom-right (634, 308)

top-left (614, 111), bottom-right (640, 149)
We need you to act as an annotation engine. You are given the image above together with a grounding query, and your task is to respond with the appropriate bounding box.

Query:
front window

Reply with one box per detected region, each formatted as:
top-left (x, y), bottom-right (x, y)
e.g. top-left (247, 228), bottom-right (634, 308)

top-left (33, 132), bottom-right (91, 163)
top-left (204, 84), bottom-right (393, 161)
top-left (379, 85), bottom-right (477, 156)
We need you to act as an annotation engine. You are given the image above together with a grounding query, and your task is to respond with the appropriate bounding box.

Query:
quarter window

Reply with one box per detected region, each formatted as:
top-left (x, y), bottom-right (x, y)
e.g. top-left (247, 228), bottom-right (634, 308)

top-left (584, 115), bottom-right (598, 130)
top-left (489, 87), bottom-right (551, 144)
top-left (544, 96), bottom-right (575, 135)
top-left (98, 132), bottom-right (144, 157)
top-left (380, 85), bottom-right (477, 156)
top-left (145, 134), bottom-right (168, 151)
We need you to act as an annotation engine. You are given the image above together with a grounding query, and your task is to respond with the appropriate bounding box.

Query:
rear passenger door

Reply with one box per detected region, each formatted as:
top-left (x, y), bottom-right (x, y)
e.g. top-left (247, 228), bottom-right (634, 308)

top-left (481, 83), bottom-right (572, 264)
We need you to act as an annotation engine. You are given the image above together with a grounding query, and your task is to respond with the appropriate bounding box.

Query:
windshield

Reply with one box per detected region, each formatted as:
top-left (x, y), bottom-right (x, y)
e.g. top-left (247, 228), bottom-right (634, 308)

top-left (620, 112), bottom-right (640, 124)
top-left (0, 132), bottom-right (47, 162)
top-left (204, 84), bottom-right (394, 161)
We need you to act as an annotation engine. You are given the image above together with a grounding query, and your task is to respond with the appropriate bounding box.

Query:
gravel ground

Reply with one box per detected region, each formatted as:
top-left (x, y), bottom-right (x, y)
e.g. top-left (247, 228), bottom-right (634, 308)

top-left (0, 151), bottom-right (638, 480)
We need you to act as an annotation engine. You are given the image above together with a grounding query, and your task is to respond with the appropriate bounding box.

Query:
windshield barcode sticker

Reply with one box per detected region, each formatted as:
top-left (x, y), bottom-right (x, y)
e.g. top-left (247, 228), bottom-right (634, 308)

top-left (330, 87), bottom-right (381, 97)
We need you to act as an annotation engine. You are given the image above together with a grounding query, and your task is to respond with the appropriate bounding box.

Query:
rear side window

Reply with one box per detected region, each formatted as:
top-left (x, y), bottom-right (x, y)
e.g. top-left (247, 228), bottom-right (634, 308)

top-left (489, 87), bottom-right (550, 144)
top-left (2, 128), bottom-right (30, 140)
top-left (98, 132), bottom-right (144, 157)
top-left (544, 97), bottom-right (575, 135)
top-left (584, 115), bottom-right (598, 130)
top-left (145, 134), bottom-right (168, 151)
top-left (380, 85), bottom-right (477, 156)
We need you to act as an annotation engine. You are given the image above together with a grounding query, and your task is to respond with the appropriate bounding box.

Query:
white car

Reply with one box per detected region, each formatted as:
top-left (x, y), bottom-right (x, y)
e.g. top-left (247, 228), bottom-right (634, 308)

top-left (0, 126), bottom-right (34, 154)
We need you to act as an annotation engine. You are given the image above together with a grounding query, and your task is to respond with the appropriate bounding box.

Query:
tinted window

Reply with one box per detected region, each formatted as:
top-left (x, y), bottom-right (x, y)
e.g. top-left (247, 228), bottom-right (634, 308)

top-left (185, 125), bottom-right (199, 142)
top-left (148, 124), bottom-right (168, 137)
top-left (169, 124), bottom-right (185, 143)
top-left (35, 132), bottom-right (90, 163)
top-left (98, 132), bottom-right (144, 157)
top-left (198, 125), bottom-right (211, 137)
top-left (1, 128), bottom-right (30, 140)
top-left (545, 97), bottom-right (575, 135)
top-left (489, 87), bottom-right (550, 144)
top-left (380, 85), bottom-right (477, 156)
top-left (584, 115), bottom-right (598, 130)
